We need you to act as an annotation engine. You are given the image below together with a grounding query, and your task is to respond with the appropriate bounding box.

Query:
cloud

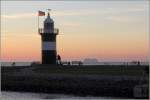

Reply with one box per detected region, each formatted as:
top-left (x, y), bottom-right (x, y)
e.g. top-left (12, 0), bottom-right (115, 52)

top-left (106, 7), bottom-right (145, 13)
top-left (1, 10), bottom-right (100, 20)
top-left (102, 7), bottom-right (146, 23)
top-left (1, 13), bottom-right (36, 19)
top-left (53, 10), bottom-right (99, 16)
top-left (1, 7), bottom-right (146, 21)
top-left (106, 16), bottom-right (133, 23)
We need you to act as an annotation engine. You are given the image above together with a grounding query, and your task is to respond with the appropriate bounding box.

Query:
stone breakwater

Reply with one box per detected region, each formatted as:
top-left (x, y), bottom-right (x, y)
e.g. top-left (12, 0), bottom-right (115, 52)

top-left (1, 65), bottom-right (149, 98)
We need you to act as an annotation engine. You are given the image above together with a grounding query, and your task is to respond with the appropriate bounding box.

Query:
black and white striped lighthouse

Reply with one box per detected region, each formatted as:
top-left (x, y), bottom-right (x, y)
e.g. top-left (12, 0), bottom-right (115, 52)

top-left (39, 11), bottom-right (59, 64)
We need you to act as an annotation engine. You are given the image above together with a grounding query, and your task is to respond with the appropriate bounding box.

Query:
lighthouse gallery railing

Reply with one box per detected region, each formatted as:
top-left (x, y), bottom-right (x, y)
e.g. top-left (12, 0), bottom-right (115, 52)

top-left (38, 28), bottom-right (59, 35)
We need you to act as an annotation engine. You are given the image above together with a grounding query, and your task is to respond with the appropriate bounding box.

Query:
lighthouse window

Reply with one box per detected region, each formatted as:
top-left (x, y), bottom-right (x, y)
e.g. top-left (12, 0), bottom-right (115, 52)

top-left (44, 23), bottom-right (53, 29)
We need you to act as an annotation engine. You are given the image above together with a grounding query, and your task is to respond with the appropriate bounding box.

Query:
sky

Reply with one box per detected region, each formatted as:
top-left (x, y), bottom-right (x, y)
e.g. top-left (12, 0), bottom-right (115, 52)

top-left (1, 1), bottom-right (149, 62)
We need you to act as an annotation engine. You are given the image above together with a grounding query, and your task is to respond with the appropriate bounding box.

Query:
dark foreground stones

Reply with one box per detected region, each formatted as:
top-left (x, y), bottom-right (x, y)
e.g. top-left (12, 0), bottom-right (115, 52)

top-left (1, 65), bottom-right (149, 99)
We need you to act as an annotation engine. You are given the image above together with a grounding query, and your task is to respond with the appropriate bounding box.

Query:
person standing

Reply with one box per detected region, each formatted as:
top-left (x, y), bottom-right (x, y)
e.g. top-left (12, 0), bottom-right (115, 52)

top-left (57, 54), bottom-right (61, 65)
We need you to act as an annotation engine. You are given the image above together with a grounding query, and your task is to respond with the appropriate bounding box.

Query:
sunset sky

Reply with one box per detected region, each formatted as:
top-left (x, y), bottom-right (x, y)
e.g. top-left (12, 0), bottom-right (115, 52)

top-left (1, 1), bottom-right (149, 62)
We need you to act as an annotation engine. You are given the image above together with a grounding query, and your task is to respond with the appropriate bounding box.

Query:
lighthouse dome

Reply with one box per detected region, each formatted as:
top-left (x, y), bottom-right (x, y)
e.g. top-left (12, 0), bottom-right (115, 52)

top-left (44, 13), bottom-right (53, 23)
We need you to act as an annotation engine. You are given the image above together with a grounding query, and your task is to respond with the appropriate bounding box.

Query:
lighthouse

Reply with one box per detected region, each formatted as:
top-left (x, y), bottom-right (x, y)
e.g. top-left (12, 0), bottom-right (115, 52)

top-left (39, 11), bottom-right (59, 64)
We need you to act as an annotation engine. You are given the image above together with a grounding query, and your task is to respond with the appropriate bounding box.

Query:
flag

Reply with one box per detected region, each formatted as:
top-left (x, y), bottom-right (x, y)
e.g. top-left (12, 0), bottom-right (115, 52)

top-left (38, 11), bottom-right (45, 16)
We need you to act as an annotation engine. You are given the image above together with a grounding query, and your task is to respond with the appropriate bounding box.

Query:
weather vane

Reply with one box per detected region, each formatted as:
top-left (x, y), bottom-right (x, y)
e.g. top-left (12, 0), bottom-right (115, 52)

top-left (47, 9), bottom-right (51, 16)
top-left (47, 9), bottom-right (51, 13)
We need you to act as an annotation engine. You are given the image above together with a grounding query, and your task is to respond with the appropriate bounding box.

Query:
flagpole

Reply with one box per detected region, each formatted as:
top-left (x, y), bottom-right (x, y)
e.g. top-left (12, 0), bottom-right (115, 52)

top-left (38, 12), bottom-right (39, 34)
top-left (38, 11), bottom-right (45, 34)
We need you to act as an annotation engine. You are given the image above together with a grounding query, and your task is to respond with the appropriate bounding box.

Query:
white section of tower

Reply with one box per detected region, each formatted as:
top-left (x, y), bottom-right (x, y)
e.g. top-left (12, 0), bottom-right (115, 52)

top-left (42, 42), bottom-right (56, 50)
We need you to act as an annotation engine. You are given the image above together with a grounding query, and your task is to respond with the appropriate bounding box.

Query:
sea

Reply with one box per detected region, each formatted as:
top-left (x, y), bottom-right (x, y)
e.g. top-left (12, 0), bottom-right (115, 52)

top-left (1, 91), bottom-right (117, 100)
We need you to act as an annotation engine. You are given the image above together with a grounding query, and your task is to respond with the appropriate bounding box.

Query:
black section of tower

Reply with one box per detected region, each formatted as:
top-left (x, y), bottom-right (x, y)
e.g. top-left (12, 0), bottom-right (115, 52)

top-left (42, 50), bottom-right (56, 64)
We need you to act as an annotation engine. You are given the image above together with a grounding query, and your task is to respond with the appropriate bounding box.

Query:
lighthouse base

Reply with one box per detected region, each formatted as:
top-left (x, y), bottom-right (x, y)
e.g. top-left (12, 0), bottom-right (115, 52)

top-left (42, 50), bottom-right (56, 64)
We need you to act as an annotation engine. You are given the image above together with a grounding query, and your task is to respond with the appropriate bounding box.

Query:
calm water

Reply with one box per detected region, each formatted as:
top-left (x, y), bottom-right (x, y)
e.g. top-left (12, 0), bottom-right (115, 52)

top-left (1, 91), bottom-right (113, 100)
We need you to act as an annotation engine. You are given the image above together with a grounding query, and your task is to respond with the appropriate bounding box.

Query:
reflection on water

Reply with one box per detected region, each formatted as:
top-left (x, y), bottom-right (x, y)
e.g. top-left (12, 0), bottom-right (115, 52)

top-left (1, 91), bottom-right (113, 100)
